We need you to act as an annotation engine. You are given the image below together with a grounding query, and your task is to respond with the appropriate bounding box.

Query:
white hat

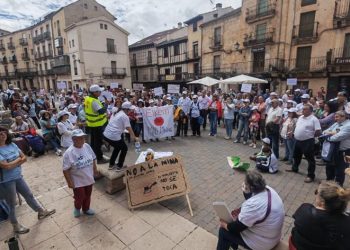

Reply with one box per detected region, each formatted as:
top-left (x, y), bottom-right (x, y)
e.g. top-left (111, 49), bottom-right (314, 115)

top-left (182, 91), bottom-right (187, 95)
top-left (270, 92), bottom-right (278, 96)
top-left (137, 99), bottom-right (144, 103)
top-left (130, 105), bottom-right (137, 110)
top-left (89, 84), bottom-right (104, 92)
top-left (121, 101), bottom-right (132, 109)
top-left (192, 95), bottom-right (198, 99)
top-left (68, 104), bottom-right (78, 109)
top-left (149, 99), bottom-right (155, 103)
top-left (287, 100), bottom-right (294, 103)
top-left (288, 108), bottom-right (297, 113)
top-left (295, 89), bottom-right (301, 92)
top-left (166, 96), bottom-right (172, 100)
top-left (243, 98), bottom-right (250, 103)
top-left (262, 138), bottom-right (271, 144)
top-left (251, 106), bottom-right (258, 111)
top-left (126, 89), bottom-right (131, 92)
top-left (278, 98), bottom-right (283, 102)
top-left (111, 107), bottom-right (119, 113)
top-left (301, 94), bottom-right (310, 99)
top-left (57, 110), bottom-right (70, 119)
top-left (71, 129), bottom-right (87, 137)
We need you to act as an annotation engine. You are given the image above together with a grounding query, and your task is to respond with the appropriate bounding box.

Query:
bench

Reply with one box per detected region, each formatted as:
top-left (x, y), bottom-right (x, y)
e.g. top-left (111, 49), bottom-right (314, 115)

top-left (97, 165), bottom-right (126, 194)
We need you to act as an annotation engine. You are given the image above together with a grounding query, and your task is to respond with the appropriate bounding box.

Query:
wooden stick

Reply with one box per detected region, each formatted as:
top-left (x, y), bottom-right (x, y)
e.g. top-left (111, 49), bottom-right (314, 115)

top-left (185, 194), bottom-right (193, 217)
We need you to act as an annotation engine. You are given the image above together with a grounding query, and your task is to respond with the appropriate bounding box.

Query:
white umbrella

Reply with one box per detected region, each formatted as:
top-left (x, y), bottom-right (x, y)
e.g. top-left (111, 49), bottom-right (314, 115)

top-left (187, 76), bottom-right (219, 87)
top-left (219, 74), bottom-right (268, 84)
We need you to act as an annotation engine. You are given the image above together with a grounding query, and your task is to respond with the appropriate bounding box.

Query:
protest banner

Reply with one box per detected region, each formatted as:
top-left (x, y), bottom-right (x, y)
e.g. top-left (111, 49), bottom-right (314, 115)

top-left (168, 84), bottom-right (180, 94)
top-left (124, 155), bottom-right (193, 215)
top-left (133, 83), bottom-right (144, 91)
top-left (57, 81), bottom-right (67, 89)
top-left (154, 87), bottom-right (163, 96)
top-left (287, 78), bottom-right (297, 86)
top-left (110, 82), bottom-right (119, 89)
top-left (142, 105), bottom-right (175, 140)
top-left (241, 83), bottom-right (252, 93)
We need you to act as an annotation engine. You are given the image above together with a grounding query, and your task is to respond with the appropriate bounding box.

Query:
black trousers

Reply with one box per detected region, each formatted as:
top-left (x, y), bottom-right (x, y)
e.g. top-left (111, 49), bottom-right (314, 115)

top-left (326, 149), bottom-right (350, 186)
top-left (233, 112), bottom-right (239, 129)
top-left (292, 138), bottom-right (316, 179)
top-left (200, 109), bottom-right (208, 129)
top-left (103, 136), bottom-right (128, 167)
top-left (86, 126), bottom-right (104, 160)
top-left (191, 117), bottom-right (200, 136)
top-left (176, 115), bottom-right (188, 136)
top-left (216, 228), bottom-right (251, 250)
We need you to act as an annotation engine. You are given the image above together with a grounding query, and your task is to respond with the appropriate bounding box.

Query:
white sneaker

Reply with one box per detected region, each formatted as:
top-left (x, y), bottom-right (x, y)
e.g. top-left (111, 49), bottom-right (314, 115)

top-left (55, 149), bottom-right (62, 156)
top-left (249, 143), bottom-right (254, 147)
top-left (224, 136), bottom-right (230, 140)
top-left (253, 144), bottom-right (257, 148)
top-left (243, 141), bottom-right (247, 145)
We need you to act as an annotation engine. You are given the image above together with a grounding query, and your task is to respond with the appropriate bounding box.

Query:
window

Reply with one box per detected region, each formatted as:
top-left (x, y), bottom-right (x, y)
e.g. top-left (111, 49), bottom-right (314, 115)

top-left (84, 3), bottom-right (88, 9)
top-left (174, 44), bottom-right (180, 56)
top-left (343, 33), bottom-right (350, 57)
top-left (40, 27), bottom-right (43, 34)
top-left (69, 41), bottom-right (71, 48)
top-left (104, 24), bottom-right (108, 30)
top-left (194, 63), bottom-right (199, 75)
top-left (94, 6), bottom-right (98, 11)
top-left (73, 60), bottom-right (78, 75)
top-left (193, 21), bottom-right (198, 32)
top-left (175, 67), bottom-right (182, 80)
top-left (132, 53), bottom-right (137, 65)
top-left (301, 0), bottom-right (317, 6)
top-left (256, 23), bottom-right (267, 41)
top-left (111, 61), bottom-right (117, 74)
top-left (35, 30), bottom-right (38, 37)
top-left (252, 50), bottom-right (265, 72)
top-left (165, 68), bottom-right (171, 75)
top-left (299, 11), bottom-right (316, 38)
top-left (46, 24), bottom-right (50, 32)
top-left (57, 21), bottom-right (61, 36)
top-left (164, 47), bottom-right (169, 58)
top-left (193, 42), bottom-right (199, 58)
top-left (44, 62), bottom-right (47, 70)
top-left (72, 39), bottom-right (75, 47)
top-left (214, 27), bottom-right (222, 46)
top-left (257, 0), bottom-right (268, 16)
top-left (296, 46), bottom-right (312, 70)
top-left (100, 23), bottom-right (103, 29)
top-left (147, 51), bottom-right (152, 64)
top-left (106, 38), bottom-right (115, 53)
top-left (213, 55), bottom-right (221, 73)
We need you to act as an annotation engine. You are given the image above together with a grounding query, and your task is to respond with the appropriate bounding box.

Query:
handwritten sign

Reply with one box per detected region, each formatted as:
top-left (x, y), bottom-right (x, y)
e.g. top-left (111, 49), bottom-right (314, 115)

top-left (241, 83), bottom-right (252, 93)
top-left (124, 155), bottom-right (190, 209)
top-left (154, 87), bottom-right (163, 96)
top-left (133, 83), bottom-right (144, 91)
top-left (168, 84), bottom-right (180, 94)
top-left (110, 82), bottom-right (119, 89)
top-left (57, 81), bottom-right (67, 89)
top-left (287, 78), bottom-right (297, 86)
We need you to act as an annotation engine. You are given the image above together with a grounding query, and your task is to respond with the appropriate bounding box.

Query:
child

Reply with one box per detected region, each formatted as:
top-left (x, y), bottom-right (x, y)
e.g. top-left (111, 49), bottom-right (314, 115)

top-left (256, 146), bottom-right (278, 174)
top-left (249, 106), bottom-right (260, 148)
top-left (249, 137), bottom-right (271, 161)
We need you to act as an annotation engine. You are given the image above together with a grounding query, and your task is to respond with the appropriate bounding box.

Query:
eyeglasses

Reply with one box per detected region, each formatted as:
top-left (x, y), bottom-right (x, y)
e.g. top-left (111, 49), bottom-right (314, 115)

top-left (314, 189), bottom-right (319, 195)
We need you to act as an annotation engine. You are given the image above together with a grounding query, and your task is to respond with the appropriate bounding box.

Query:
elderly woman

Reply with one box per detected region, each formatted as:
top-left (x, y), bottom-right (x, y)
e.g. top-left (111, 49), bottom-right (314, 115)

top-left (290, 181), bottom-right (350, 250)
top-left (10, 116), bottom-right (29, 136)
top-left (57, 110), bottom-right (76, 149)
top-left (40, 110), bottom-right (62, 156)
top-left (0, 126), bottom-right (55, 234)
top-left (62, 129), bottom-right (99, 218)
top-left (323, 110), bottom-right (350, 186)
top-left (217, 170), bottom-right (285, 250)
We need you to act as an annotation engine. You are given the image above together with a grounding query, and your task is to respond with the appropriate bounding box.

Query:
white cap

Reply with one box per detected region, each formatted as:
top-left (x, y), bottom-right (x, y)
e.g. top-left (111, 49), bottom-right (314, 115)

top-left (243, 99), bottom-right (250, 103)
top-left (278, 98), bottom-right (283, 102)
top-left (57, 110), bottom-right (70, 119)
top-left (89, 84), bottom-right (104, 92)
top-left (288, 108), bottom-right (297, 113)
top-left (270, 92), bottom-right (278, 96)
top-left (287, 100), bottom-right (294, 103)
top-left (182, 91), bottom-right (187, 95)
top-left (71, 129), bottom-right (87, 137)
top-left (137, 99), bottom-right (144, 103)
top-left (149, 99), bottom-right (155, 103)
top-left (166, 97), bottom-right (172, 100)
top-left (130, 105), bottom-right (137, 110)
top-left (262, 138), bottom-right (271, 144)
top-left (295, 89), bottom-right (301, 92)
top-left (68, 104), bottom-right (78, 109)
top-left (121, 101), bottom-right (132, 109)
top-left (301, 94), bottom-right (310, 99)
top-left (251, 106), bottom-right (258, 111)
top-left (111, 107), bottom-right (119, 113)
top-left (192, 95), bottom-right (198, 99)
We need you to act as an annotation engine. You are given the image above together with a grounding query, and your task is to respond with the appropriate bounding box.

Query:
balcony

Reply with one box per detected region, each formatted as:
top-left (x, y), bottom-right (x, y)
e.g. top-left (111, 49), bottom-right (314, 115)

top-left (43, 31), bottom-right (51, 41)
top-left (333, 0), bottom-right (350, 28)
top-left (158, 72), bottom-right (192, 82)
top-left (158, 52), bottom-right (189, 66)
top-left (16, 68), bottom-right (38, 77)
top-left (1, 57), bottom-right (8, 64)
top-left (52, 65), bottom-right (71, 75)
top-left (209, 36), bottom-right (223, 51)
top-left (246, 1), bottom-right (276, 24)
top-left (51, 55), bottom-right (70, 68)
top-left (19, 38), bottom-right (28, 46)
top-left (38, 69), bottom-right (54, 76)
top-left (326, 47), bottom-right (350, 72)
top-left (9, 55), bottom-right (17, 64)
top-left (33, 34), bottom-right (44, 44)
top-left (292, 22), bottom-right (319, 45)
top-left (102, 67), bottom-right (127, 78)
top-left (0, 72), bottom-right (16, 80)
top-left (7, 42), bottom-right (15, 50)
top-left (288, 57), bottom-right (327, 73)
top-left (107, 45), bottom-right (117, 53)
top-left (35, 50), bottom-right (53, 60)
top-left (0, 44), bottom-right (5, 51)
top-left (21, 53), bottom-right (30, 61)
top-left (243, 28), bottom-right (275, 47)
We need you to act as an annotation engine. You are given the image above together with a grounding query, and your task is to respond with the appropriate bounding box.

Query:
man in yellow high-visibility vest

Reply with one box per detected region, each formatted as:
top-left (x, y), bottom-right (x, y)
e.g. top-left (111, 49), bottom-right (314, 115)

top-left (84, 84), bottom-right (109, 164)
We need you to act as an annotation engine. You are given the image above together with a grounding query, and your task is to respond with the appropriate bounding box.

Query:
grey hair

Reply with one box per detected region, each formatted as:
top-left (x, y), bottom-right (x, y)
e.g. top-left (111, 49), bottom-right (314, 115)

top-left (335, 110), bottom-right (346, 117)
top-left (245, 170), bottom-right (266, 193)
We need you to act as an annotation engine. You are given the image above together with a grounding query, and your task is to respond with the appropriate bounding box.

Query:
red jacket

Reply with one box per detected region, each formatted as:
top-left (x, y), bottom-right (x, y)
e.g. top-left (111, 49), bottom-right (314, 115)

top-left (209, 100), bottom-right (223, 118)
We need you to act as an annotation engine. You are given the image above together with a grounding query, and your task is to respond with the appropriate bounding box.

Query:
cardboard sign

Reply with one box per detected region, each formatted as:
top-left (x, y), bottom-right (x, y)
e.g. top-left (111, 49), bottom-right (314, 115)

top-left (110, 82), bottom-right (119, 89)
top-left (154, 87), bottom-right (163, 96)
top-left (241, 83), bottom-right (252, 93)
top-left (142, 105), bottom-right (175, 140)
top-left (57, 81), bottom-right (67, 89)
top-left (124, 155), bottom-right (190, 209)
top-left (133, 83), bottom-right (144, 91)
top-left (287, 78), bottom-right (297, 86)
top-left (168, 84), bottom-right (180, 94)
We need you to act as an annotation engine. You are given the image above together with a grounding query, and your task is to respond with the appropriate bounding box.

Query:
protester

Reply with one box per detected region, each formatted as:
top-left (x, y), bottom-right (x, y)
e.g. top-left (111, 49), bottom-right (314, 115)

top-left (57, 110), bottom-right (75, 149)
top-left (257, 96), bottom-right (266, 139)
top-left (217, 170), bottom-right (284, 250)
top-left (280, 108), bottom-right (298, 165)
top-left (223, 97), bottom-right (235, 139)
top-left (40, 110), bottom-right (62, 156)
top-left (290, 181), bottom-right (350, 250)
top-left (176, 91), bottom-right (191, 137)
top-left (198, 90), bottom-right (210, 130)
top-left (234, 99), bottom-right (251, 144)
top-left (62, 129), bottom-right (99, 217)
top-left (265, 99), bottom-right (282, 159)
top-left (0, 126), bottom-right (55, 234)
top-left (233, 93), bottom-right (243, 129)
top-left (10, 116), bottom-right (29, 136)
top-left (208, 94), bottom-right (222, 137)
top-left (190, 95), bottom-right (201, 136)
top-left (248, 106), bottom-right (260, 148)
top-left (255, 146), bottom-right (278, 174)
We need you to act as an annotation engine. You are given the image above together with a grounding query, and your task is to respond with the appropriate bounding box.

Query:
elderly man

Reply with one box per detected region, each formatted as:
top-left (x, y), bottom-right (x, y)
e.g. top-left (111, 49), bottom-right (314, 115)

top-left (266, 99), bottom-right (283, 159)
top-left (323, 110), bottom-right (350, 186)
top-left (176, 91), bottom-right (191, 137)
top-left (287, 104), bottom-right (321, 183)
top-left (84, 84), bottom-right (108, 164)
top-left (198, 90), bottom-right (210, 130)
top-left (190, 95), bottom-right (201, 136)
top-left (296, 94), bottom-right (310, 115)
top-left (11, 116), bottom-right (29, 136)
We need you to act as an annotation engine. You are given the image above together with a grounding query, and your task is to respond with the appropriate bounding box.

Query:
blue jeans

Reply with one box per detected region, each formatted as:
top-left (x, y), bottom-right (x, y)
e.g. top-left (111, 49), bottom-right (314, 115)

top-left (236, 119), bottom-right (249, 142)
top-left (285, 138), bottom-right (296, 163)
top-left (0, 178), bottom-right (41, 224)
top-left (224, 119), bottom-right (234, 138)
top-left (269, 133), bottom-right (280, 159)
top-left (209, 111), bottom-right (218, 135)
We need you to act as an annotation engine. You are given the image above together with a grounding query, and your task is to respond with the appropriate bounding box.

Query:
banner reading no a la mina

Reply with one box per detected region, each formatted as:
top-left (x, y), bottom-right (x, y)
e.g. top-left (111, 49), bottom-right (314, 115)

top-left (142, 105), bottom-right (174, 140)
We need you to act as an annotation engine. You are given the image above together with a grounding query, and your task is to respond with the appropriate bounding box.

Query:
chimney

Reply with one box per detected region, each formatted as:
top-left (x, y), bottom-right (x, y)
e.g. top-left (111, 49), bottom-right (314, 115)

top-left (178, 22), bottom-right (183, 29)
top-left (216, 3), bottom-right (222, 9)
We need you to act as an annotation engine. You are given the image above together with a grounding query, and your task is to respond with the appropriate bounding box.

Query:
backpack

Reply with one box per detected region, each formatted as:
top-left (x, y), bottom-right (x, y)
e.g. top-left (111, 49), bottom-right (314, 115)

top-left (25, 135), bottom-right (45, 155)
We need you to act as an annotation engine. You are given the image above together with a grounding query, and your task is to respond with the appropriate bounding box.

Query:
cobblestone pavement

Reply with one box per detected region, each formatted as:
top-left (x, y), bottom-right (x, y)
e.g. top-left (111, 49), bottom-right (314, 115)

top-left (122, 126), bottom-right (349, 239)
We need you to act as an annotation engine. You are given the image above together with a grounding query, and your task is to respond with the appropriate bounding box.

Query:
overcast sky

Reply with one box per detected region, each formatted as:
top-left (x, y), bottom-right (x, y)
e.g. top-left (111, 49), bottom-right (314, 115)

top-left (0, 0), bottom-right (241, 44)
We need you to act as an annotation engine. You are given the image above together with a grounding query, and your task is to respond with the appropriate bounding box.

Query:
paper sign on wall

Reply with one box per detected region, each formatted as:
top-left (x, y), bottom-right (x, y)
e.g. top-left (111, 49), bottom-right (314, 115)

top-left (168, 84), bottom-right (180, 94)
top-left (110, 82), bottom-right (119, 89)
top-left (287, 78), bottom-right (298, 86)
top-left (241, 83), bottom-right (252, 93)
top-left (133, 83), bottom-right (144, 91)
top-left (154, 87), bottom-right (163, 96)
top-left (57, 81), bottom-right (67, 89)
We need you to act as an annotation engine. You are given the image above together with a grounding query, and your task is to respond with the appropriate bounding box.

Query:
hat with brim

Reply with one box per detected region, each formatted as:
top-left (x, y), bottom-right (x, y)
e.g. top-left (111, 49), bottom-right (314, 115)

top-left (68, 104), bottom-right (78, 109)
top-left (58, 110), bottom-right (70, 119)
top-left (89, 84), bottom-right (104, 92)
top-left (288, 108), bottom-right (297, 113)
top-left (301, 94), bottom-right (310, 99)
top-left (243, 99), bottom-right (250, 103)
top-left (121, 101), bottom-right (132, 109)
top-left (39, 110), bottom-right (50, 117)
top-left (71, 129), bottom-right (87, 138)
top-left (262, 138), bottom-right (271, 144)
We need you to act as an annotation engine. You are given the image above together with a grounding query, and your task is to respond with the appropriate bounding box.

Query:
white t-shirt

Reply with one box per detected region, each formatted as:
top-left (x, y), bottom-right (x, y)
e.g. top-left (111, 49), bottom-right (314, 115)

top-left (266, 106), bottom-right (282, 124)
top-left (103, 111), bottom-right (130, 141)
top-left (69, 113), bottom-right (77, 125)
top-left (62, 143), bottom-right (96, 188)
top-left (57, 120), bottom-right (74, 148)
top-left (239, 186), bottom-right (285, 250)
top-left (294, 115), bottom-right (321, 141)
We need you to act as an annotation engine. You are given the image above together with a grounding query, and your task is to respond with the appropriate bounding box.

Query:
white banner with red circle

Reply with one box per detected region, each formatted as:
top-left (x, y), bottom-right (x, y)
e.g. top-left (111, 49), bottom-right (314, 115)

top-left (142, 105), bottom-right (175, 140)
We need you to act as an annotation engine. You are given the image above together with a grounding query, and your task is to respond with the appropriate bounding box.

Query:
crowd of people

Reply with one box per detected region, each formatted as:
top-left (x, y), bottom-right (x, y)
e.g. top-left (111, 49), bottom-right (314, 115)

top-left (0, 83), bottom-right (349, 250)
